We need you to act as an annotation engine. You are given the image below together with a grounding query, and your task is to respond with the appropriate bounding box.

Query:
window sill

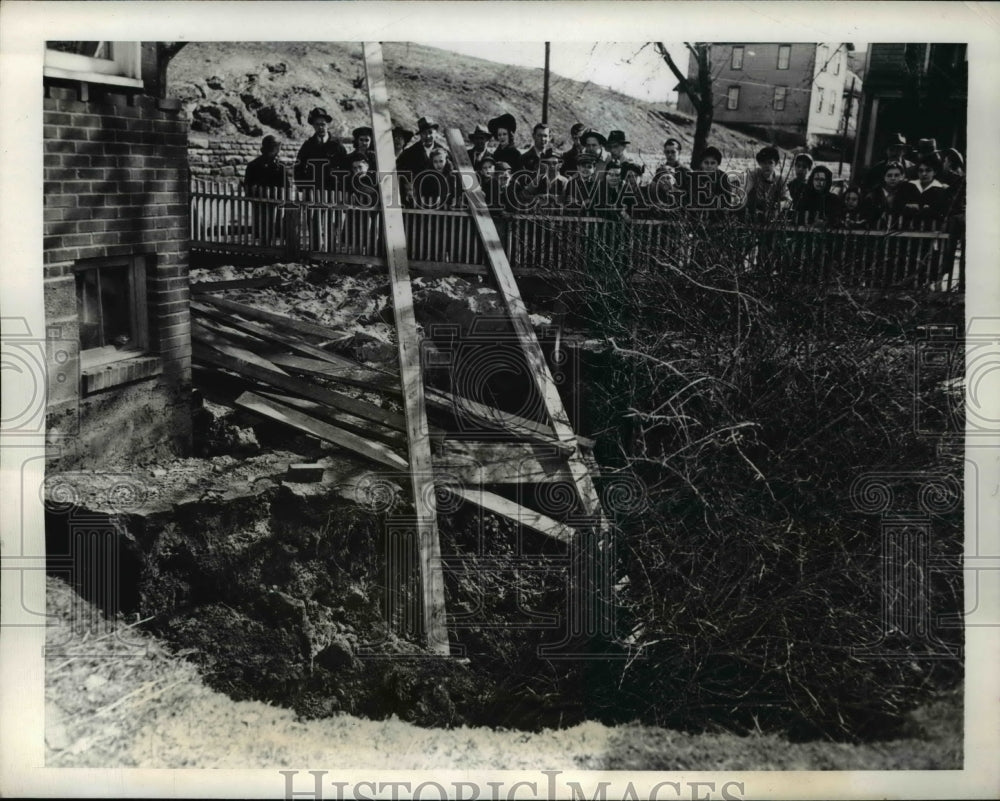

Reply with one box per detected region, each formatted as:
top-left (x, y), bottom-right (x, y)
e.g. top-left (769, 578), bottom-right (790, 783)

top-left (81, 353), bottom-right (162, 395)
top-left (43, 66), bottom-right (144, 90)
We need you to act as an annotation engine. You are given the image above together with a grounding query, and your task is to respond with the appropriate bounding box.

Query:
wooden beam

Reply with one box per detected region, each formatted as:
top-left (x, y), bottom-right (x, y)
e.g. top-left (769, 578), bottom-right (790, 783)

top-left (434, 441), bottom-right (574, 485)
top-left (365, 42), bottom-right (449, 655)
top-left (439, 486), bottom-right (577, 544)
top-left (192, 320), bottom-right (290, 375)
top-left (268, 353), bottom-right (402, 395)
top-left (193, 340), bottom-right (409, 432)
top-left (447, 126), bottom-right (606, 526)
top-left (237, 391), bottom-right (409, 472)
top-left (257, 391), bottom-right (411, 450)
top-left (195, 294), bottom-right (353, 344)
top-left (192, 276), bottom-right (285, 293)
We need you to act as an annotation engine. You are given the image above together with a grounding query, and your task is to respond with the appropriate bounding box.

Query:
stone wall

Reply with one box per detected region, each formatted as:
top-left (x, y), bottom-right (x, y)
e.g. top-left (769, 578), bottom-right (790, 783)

top-left (43, 81), bottom-right (193, 471)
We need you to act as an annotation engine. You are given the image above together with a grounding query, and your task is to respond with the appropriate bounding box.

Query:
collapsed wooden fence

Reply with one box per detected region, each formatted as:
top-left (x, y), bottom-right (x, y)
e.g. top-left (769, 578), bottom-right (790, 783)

top-left (191, 178), bottom-right (964, 291)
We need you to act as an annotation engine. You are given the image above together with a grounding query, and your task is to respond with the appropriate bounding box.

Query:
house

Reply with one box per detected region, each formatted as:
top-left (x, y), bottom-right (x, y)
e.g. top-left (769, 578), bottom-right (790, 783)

top-left (676, 43), bottom-right (859, 151)
top-left (43, 42), bottom-right (192, 470)
top-left (852, 43), bottom-right (967, 176)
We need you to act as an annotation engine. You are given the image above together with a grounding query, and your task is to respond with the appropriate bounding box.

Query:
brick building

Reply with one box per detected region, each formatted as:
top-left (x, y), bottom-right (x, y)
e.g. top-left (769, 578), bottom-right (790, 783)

top-left (43, 42), bottom-right (192, 470)
top-left (852, 43), bottom-right (967, 177)
top-left (677, 43), bottom-right (859, 151)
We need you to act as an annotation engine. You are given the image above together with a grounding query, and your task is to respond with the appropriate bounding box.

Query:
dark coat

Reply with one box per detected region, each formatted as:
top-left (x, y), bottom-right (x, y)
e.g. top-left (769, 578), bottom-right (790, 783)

top-left (467, 147), bottom-right (491, 172)
top-left (492, 145), bottom-right (522, 172)
top-left (793, 188), bottom-right (841, 222)
top-left (294, 135), bottom-right (348, 191)
top-left (244, 155), bottom-right (286, 192)
top-left (862, 158), bottom-right (917, 192)
top-left (897, 180), bottom-right (951, 221)
top-left (560, 145), bottom-right (583, 176)
top-left (519, 146), bottom-right (547, 175)
top-left (860, 185), bottom-right (907, 223)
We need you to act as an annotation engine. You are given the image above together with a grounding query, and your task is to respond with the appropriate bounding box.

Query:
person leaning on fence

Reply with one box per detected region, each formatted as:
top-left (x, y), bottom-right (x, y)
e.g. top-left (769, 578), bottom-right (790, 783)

top-left (832, 185), bottom-right (868, 230)
top-left (560, 122), bottom-right (586, 177)
top-left (860, 161), bottom-right (909, 226)
top-left (787, 152), bottom-right (814, 210)
top-left (294, 107), bottom-right (348, 194)
top-left (794, 165), bottom-right (840, 224)
top-left (346, 152), bottom-right (380, 210)
top-left (396, 116), bottom-right (443, 207)
top-left (744, 146), bottom-right (791, 223)
top-left (488, 113), bottom-right (522, 173)
top-left (244, 135), bottom-right (287, 244)
top-left (897, 153), bottom-right (950, 222)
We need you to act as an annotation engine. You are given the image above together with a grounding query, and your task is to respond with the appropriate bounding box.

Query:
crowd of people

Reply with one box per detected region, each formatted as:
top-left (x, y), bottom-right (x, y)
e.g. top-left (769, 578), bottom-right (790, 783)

top-left (244, 107), bottom-right (966, 229)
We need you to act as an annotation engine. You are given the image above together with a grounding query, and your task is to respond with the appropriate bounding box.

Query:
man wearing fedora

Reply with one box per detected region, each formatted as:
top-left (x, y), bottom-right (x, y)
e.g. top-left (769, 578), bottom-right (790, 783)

top-left (392, 126), bottom-right (414, 157)
top-left (467, 124), bottom-right (492, 173)
top-left (488, 113), bottom-right (522, 172)
top-left (606, 130), bottom-right (642, 175)
top-left (294, 107), bottom-right (348, 193)
top-left (560, 122), bottom-right (587, 177)
top-left (863, 132), bottom-right (917, 191)
top-left (396, 116), bottom-right (444, 206)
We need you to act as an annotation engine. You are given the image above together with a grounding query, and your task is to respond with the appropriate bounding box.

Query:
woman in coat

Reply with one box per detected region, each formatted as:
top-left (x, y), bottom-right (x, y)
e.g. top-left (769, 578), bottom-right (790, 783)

top-left (488, 113), bottom-right (522, 173)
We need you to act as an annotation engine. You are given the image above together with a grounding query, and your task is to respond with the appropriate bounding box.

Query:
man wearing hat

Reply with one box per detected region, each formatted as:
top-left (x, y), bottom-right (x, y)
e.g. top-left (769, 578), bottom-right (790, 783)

top-left (488, 113), bottom-right (522, 172)
top-left (579, 129), bottom-right (609, 175)
top-left (294, 107), bottom-right (348, 192)
top-left (560, 122), bottom-right (587, 177)
top-left (863, 133), bottom-right (917, 191)
top-left (467, 124), bottom-right (493, 173)
top-left (396, 116), bottom-right (445, 206)
top-left (349, 126), bottom-right (377, 171)
top-left (606, 130), bottom-right (642, 175)
top-left (392, 126), bottom-right (414, 157)
top-left (524, 148), bottom-right (569, 209)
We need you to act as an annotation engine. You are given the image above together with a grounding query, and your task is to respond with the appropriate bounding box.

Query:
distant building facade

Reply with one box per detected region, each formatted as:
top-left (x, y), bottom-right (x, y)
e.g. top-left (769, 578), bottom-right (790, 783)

top-left (676, 43), bottom-right (860, 151)
top-left (852, 43), bottom-right (967, 175)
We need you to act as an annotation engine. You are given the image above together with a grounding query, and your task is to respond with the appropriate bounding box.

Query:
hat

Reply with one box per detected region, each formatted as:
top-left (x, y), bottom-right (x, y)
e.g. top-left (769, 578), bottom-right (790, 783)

top-left (756, 146), bottom-right (780, 163)
top-left (915, 138), bottom-right (938, 154)
top-left (348, 151), bottom-right (370, 164)
top-left (793, 152), bottom-right (814, 167)
top-left (941, 147), bottom-right (964, 168)
top-left (478, 153), bottom-right (496, 166)
top-left (580, 128), bottom-right (607, 147)
top-left (392, 126), bottom-right (414, 142)
top-left (469, 124), bottom-right (491, 140)
top-left (886, 132), bottom-right (907, 147)
top-left (539, 149), bottom-right (562, 164)
top-left (308, 107), bottom-right (333, 124)
top-left (577, 152), bottom-right (599, 165)
top-left (570, 122), bottom-right (586, 136)
top-left (607, 130), bottom-right (630, 146)
top-left (417, 116), bottom-right (439, 133)
top-left (487, 113), bottom-right (517, 136)
top-left (352, 126), bottom-right (373, 140)
top-left (494, 161), bottom-right (512, 172)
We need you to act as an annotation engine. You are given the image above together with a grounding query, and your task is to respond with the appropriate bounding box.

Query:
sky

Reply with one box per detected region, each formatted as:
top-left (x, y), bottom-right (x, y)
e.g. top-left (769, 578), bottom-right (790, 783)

top-left (422, 42), bottom-right (688, 105)
top-left (424, 42), bottom-right (867, 105)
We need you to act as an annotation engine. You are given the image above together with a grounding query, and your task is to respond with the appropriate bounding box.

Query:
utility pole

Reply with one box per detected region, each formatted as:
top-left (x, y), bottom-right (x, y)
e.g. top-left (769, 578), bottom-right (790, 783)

top-left (542, 42), bottom-right (551, 124)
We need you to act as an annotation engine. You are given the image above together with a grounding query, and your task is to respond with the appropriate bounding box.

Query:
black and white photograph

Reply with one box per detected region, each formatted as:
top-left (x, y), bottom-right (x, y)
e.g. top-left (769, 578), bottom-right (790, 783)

top-left (1, 2), bottom-right (998, 798)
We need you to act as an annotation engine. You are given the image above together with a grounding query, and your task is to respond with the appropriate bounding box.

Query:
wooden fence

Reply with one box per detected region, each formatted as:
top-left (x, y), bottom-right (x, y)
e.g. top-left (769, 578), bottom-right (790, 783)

top-left (191, 179), bottom-right (963, 291)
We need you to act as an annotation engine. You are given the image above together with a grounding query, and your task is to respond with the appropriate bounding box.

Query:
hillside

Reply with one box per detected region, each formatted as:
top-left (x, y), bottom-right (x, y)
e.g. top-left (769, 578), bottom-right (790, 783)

top-left (169, 41), bottom-right (769, 160)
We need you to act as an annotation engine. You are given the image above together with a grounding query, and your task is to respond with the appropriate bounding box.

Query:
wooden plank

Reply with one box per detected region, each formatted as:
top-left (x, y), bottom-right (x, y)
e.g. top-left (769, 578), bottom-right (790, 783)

top-left (191, 321), bottom-right (290, 375)
top-left (447, 126), bottom-right (606, 527)
top-left (237, 391), bottom-right (408, 471)
top-left (192, 301), bottom-right (362, 369)
top-left (365, 42), bottom-right (449, 654)
top-left (269, 352), bottom-right (401, 395)
top-left (195, 294), bottom-right (352, 343)
top-left (439, 486), bottom-right (576, 544)
top-left (192, 276), bottom-right (285, 293)
top-left (193, 340), bottom-right (409, 432)
top-left (434, 441), bottom-right (574, 485)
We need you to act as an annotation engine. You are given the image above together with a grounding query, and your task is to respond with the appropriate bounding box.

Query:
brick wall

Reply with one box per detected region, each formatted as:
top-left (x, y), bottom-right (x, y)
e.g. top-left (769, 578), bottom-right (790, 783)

top-left (43, 82), bottom-right (193, 471)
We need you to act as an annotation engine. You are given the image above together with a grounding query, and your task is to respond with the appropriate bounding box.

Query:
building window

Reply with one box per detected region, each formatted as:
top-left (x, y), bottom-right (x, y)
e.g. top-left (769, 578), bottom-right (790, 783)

top-left (74, 256), bottom-right (149, 369)
top-left (816, 88), bottom-right (824, 113)
top-left (834, 50), bottom-right (842, 75)
top-left (773, 86), bottom-right (787, 111)
top-left (726, 85), bottom-right (740, 110)
top-left (731, 46), bottom-right (744, 70)
top-left (44, 41), bottom-right (143, 89)
top-left (777, 44), bottom-right (791, 70)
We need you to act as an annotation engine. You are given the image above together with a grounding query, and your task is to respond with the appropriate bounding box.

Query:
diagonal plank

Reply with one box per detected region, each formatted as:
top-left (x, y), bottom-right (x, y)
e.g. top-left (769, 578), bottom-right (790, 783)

top-left (446, 128), bottom-right (606, 527)
top-left (196, 294), bottom-right (353, 344)
top-left (365, 42), bottom-right (449, 654)
top-left (439, 486), bottom-right (577, 544)
top-left (236, 391), bottom-right (408, 471)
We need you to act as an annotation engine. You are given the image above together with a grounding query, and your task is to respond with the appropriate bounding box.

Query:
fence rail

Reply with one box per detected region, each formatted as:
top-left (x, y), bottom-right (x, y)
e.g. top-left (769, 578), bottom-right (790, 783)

top-left (191, 179), bottom-right (963, 291)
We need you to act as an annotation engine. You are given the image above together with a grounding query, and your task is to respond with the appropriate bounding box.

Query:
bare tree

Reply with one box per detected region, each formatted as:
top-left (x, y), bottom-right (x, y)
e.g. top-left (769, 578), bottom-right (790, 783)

top-left (655, 42), bottom-right (713, 169)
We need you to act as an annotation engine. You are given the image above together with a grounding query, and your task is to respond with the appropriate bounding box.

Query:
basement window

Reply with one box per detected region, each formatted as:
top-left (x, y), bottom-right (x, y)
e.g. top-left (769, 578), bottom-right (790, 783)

top-left (44, 41), bottom-right (143, 89)
top-left (74, 255), bottom-right (149, 371)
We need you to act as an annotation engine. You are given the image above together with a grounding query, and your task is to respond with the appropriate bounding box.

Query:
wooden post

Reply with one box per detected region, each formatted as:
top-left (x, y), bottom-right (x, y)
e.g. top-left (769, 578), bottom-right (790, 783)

top-left (542, 42), bottom-right (551, 125)
top-left (363, 42), bottom-right (450, 655)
